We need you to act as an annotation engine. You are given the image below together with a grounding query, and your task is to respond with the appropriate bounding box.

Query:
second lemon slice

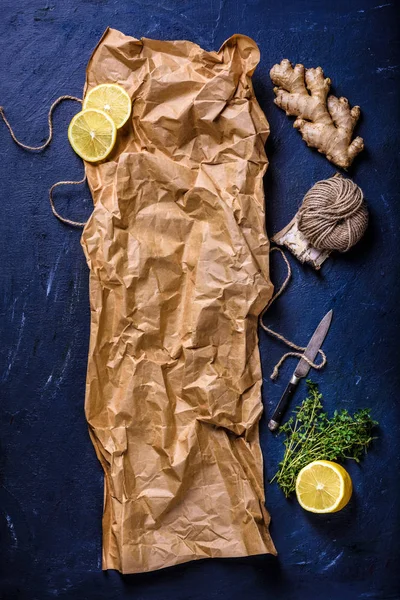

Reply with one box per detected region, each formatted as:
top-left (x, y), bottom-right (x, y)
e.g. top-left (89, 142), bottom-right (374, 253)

top-left (295, 460), bottom-right (353, 513)
top-left (68, 109), bottom-right (116, 163)
top-left (83, 83), bottom-right (131, 129)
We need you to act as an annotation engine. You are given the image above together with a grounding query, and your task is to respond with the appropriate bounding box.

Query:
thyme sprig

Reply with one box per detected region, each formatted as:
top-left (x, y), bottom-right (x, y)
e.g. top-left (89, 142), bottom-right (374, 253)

top-left (271, 381), bottom-right (378, 497)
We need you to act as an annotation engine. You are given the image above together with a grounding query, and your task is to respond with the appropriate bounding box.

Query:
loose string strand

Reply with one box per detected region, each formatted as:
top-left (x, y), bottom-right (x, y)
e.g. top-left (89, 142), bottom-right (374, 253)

top-left (0, 95), bottom-right (86, 227)
top-left (49, 176), bottom-right (87, 227)
top-left (260, 246), bottom-right (327, 380)
top-left (0, 95), bottom-right (82, 151)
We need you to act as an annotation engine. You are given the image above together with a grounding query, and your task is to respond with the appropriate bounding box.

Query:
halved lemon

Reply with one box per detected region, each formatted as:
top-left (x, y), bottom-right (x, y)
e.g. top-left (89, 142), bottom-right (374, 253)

top-left (83, 83), bottom-right (131, 129)
top-left (68, 109), bottom-right (116, 163)
top-left (295, 460), bottom-right (353, 513)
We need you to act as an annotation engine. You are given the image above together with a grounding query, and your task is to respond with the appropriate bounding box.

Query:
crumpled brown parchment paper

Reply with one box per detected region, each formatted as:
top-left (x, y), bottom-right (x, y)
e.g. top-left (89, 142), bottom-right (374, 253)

top-left (80, 28), bottom-right (276, 574)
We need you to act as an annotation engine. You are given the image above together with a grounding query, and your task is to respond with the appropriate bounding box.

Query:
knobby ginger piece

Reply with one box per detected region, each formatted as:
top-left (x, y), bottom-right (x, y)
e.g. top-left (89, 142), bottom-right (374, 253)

top-left (270, 59), bottom-right (364, 169)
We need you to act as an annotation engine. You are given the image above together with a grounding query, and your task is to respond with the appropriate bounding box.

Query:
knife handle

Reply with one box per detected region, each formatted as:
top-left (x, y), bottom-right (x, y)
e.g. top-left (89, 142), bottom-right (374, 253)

top-left (268, 375), bottom-right (300, 432)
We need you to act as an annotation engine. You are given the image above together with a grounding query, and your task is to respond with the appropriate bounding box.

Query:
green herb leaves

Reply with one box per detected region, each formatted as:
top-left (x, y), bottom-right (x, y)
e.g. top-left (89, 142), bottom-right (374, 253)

top-left (271, 381), bottom-right (378, 497)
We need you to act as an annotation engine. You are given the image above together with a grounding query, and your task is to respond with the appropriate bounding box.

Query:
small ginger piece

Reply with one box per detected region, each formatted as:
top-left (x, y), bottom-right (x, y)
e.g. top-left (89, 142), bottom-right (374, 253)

top-left (270, 59), bottom-right (364, 169)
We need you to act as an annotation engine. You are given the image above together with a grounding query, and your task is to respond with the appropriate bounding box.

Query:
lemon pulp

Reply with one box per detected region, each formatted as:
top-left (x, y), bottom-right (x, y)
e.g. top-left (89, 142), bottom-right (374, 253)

top-left (83, 83), bottom-right (131, 129)
top-left (295, 460), bottom-right (353, 513)
top-left (67, 109), bottom-right (116, 162)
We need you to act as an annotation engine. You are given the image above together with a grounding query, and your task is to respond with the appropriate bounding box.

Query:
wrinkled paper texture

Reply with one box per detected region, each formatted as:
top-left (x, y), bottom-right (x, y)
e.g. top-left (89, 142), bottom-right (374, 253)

top-left (81, 28), bottom-right (276, 574)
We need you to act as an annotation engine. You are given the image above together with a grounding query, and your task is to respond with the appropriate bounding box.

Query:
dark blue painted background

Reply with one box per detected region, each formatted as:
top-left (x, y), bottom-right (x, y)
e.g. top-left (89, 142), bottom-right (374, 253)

top-left (0, 1), bottom-right (399, 599)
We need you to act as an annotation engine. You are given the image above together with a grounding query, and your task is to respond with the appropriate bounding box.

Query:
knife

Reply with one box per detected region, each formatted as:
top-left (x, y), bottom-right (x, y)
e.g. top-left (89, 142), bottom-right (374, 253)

top-left (268, 309), bottom-right (333, 432)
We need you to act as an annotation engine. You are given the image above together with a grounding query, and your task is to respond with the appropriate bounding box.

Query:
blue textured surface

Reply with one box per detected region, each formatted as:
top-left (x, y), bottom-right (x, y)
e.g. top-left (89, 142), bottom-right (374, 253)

top-left (0, 1), bottom-right (399, 599)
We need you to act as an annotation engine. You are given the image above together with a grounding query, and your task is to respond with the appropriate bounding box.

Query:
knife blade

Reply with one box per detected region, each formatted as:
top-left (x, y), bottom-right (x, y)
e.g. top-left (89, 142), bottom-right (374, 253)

top-left (268, 309), bottom-right (333, 432)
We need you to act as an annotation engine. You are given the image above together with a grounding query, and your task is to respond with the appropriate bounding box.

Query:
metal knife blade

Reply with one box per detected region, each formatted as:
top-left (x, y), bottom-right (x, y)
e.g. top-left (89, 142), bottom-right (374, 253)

top-left (294, 309), bottom-right (333, 379)
top-left (268, 309), bottom-right (333, 432)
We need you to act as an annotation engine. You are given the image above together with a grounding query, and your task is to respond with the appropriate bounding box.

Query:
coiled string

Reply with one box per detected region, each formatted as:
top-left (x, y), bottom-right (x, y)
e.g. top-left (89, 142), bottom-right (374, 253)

top-left (0, 95), bottom-right (86, 227)
top-left (297, 173), bottom-right (368, 252)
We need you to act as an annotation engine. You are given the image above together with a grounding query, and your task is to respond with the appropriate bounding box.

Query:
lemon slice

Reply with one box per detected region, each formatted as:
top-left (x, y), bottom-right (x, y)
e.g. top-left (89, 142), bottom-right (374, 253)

top-left (83, 83), bottom-right (131, 129)
top-left (68, 109), bottom-right (116, 163)
top-left (295, 460), bottom-right (353, 513)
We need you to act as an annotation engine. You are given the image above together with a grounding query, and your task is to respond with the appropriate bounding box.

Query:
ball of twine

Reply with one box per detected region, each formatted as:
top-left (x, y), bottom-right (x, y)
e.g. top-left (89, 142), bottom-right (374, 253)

top-left (297, 174), bottom-right (368, 252)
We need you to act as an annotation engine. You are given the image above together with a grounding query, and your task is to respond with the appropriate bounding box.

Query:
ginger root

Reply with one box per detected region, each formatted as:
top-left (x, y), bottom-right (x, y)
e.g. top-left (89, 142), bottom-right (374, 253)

top-left (270, 59), bottom-right (364, 169)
